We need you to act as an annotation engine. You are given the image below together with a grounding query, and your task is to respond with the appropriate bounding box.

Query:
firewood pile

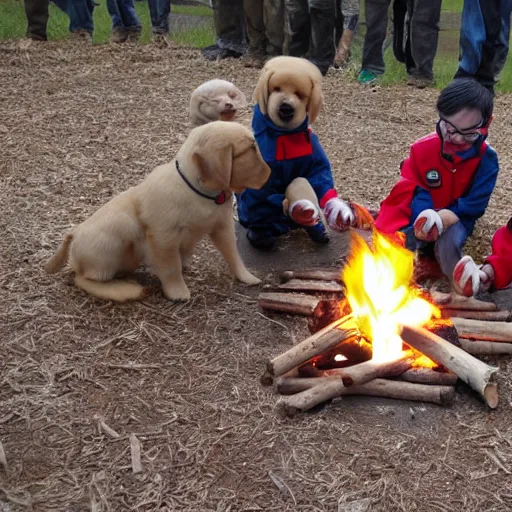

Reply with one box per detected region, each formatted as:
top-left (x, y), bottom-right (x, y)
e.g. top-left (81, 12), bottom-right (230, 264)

top-left (259, 268), bottom-right (512, 417)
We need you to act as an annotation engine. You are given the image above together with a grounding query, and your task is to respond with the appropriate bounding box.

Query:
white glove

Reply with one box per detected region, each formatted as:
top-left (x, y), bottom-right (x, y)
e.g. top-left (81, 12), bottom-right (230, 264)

top-left (453, 256), bottom-right (494, 297)
top-left (413, 209), bottom-right (444, 242)
top-left (289, 199), bottom-right (320, 227)
top-left (323, 198), bottom-right (355, 232)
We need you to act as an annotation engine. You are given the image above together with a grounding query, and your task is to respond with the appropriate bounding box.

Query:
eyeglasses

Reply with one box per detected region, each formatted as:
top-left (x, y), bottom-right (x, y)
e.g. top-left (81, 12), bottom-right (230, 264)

top-left (438, 118), bottom-right (486, 143)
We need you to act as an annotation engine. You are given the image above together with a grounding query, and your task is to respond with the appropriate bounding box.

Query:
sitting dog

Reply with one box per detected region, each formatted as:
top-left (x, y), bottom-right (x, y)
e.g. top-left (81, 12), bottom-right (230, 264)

top-left (44, 122), bottom-right (271, 302)
top-left (189, 79), bottom-right (248, 127)
top-left (236, 56), bottom-right (373, 250)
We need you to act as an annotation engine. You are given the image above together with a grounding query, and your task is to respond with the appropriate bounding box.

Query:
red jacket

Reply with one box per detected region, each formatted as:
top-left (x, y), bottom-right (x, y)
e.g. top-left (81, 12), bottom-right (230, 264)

top-left (375, 133), bottom-right (496, 235)
top-left (486, 218), bottom-right (512, 290)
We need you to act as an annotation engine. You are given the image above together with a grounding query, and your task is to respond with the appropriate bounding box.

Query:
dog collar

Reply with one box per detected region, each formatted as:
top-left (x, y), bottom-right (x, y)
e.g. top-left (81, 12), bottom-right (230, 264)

top-left (175, 160), bottom-right (228, 205)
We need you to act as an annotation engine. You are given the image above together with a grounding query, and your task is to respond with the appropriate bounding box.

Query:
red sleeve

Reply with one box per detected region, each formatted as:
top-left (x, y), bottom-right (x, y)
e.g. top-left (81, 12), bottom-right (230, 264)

top-left (485, 220), bottom-right (512, 290)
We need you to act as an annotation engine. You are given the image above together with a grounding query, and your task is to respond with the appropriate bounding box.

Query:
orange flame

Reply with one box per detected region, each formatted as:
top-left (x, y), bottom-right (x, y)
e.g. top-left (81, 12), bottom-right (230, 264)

top-left (342, 229), bottom-right (441, 364)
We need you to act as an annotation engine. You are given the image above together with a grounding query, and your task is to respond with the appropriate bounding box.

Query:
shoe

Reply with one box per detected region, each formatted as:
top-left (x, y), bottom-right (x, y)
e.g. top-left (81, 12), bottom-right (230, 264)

top-left (247, 229), bottom-right (276, 250)
top-left (358, 69), bottom-right (380, 85)
top-left (306, 223), bottom-right (330, 245)
top-left (153, 33), bottom-right (170, 46)
top-left (126, 28), bottom-right (141, 43)
top-left (407, 74), bottom-right (434, 89)
top-left (242, 51), bottom-right (265, 68)
top-left (111, 27), bottom-right (127, 43)
top-left (70, 29), bottom-right (92, 42)
top-left (201, 44), bottom-right (243, 61)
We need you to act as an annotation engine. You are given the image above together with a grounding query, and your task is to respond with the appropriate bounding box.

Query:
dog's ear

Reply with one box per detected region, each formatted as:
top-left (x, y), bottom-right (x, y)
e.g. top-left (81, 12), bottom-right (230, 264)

top-left (307, 80), bottom-right (324, 124)
top-left (192, 143), bottom-right (233, 191)
top-left (252, 68), bottom-right (273, 115)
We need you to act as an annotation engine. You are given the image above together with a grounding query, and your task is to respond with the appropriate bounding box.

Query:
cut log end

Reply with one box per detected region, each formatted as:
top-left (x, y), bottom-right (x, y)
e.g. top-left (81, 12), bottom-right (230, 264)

top-left (484, 383), bottom-right (499, 409)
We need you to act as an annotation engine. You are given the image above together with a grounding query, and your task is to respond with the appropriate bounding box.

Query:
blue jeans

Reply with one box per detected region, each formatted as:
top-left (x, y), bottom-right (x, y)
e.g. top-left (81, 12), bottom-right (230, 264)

top-left (52, 0), bottom-right (94, 33)
top-left (107, 0), bottom-right (142, 31)
top-left (148, 0), bottom-right (171, 34)
top-left (455, 0), bottom-right (512, 89)
top-left (403, 221), bottom-right (468, 284)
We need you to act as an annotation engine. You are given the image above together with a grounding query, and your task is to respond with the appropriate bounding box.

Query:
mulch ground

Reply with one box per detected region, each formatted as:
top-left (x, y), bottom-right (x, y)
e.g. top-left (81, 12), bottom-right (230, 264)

top-left (1, 39), bottom-right (512, 512)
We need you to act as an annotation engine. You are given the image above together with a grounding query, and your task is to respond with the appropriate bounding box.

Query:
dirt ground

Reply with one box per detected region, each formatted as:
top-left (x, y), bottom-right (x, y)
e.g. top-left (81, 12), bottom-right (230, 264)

top-left (1, 40), bottom-right (512, 512)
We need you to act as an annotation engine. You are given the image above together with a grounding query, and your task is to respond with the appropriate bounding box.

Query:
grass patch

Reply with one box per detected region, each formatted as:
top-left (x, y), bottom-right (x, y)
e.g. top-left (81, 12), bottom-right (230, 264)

top-left (0, 0), bottom-right (214, 46)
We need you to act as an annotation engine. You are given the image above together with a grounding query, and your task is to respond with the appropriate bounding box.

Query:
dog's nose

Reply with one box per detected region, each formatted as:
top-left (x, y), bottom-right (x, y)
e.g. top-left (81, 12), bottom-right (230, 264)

top-left (224, 102), bottom-right (234, 110)
top-left (278, 102), bottom-right (295, 121)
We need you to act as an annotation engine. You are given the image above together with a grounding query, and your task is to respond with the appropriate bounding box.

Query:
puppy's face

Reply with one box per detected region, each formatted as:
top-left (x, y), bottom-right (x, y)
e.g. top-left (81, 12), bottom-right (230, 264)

top-left (191, 122), bottom-right (271, 193)
top-left (252, 57), bottom-right (324, 129)
top-left (190, 80), bottom-right (247, 126)
top-left (266, 71), bottom-right (311, 129)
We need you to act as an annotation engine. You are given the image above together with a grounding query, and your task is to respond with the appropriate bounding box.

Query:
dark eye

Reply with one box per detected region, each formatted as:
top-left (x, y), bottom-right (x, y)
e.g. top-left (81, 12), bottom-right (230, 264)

top-left (274, 86), bottom-right (281, 93)
top-left (296, 91), bottom-right (304, 100)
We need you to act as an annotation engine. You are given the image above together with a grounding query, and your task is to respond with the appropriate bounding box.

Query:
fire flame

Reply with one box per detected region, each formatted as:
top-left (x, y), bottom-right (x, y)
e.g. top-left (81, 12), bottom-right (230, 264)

top-left (342, 229), bottom-right (440, 363)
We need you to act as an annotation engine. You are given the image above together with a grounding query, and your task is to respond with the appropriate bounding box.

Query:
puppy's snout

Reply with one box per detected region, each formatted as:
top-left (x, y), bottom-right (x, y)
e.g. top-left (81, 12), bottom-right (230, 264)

top-left (224, 101), bottom-right (234, 110)
top-left (278, 101), bottom-right (295, 122)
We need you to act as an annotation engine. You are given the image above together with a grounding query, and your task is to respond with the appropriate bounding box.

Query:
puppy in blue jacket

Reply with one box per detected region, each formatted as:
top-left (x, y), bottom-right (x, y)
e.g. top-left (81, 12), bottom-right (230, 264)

top-left (236, 56), bottom-right (373, 250)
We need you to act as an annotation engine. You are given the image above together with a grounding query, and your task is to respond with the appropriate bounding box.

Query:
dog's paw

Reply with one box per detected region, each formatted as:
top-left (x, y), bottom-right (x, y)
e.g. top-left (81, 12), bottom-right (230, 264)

top-left (163, 284), bottom-right (191, 302)
top-left (237, 272), bottom-right (261, 286)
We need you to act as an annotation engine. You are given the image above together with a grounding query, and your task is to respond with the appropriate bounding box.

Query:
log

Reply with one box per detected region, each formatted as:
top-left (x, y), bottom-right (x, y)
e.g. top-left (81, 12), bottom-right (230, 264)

top-left (451, 318), bottom-right (512, 342)
top-left (399, 367), bottom-right (458, 386)
top-left (278, 278), bottom-right (344, 293)
top-left (460, 339), bottom-right (512, 355)
top-left (264, 315), bottom-right (357, 381)
top-left (280, 269), bottom-right (342, 283)
top-left (400, 324), bottom-right (498, 408)
top-left (316, 352), bottom-right (415, 387)
top-left (442, 309), bottom-right (511, 322)
top-left (258, 292), bottom-right (331, 317)
top-left (430, 291), bottom-right (498, 311)
top-left (278, 378), bottom-right (455, 416)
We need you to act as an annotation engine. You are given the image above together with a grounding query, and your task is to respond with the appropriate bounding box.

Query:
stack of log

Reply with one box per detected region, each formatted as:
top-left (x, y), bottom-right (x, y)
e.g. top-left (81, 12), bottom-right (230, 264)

top-left (259, 268), bottom-right (512, 416)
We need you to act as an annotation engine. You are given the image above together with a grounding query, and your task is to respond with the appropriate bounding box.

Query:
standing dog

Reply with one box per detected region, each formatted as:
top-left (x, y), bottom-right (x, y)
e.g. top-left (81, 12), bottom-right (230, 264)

top-left (236, 56), bottom-right (373, 250)
top-left (44, 122), bottom-right (271, 302)
top-left (189, 79), bottom-right (248, 127)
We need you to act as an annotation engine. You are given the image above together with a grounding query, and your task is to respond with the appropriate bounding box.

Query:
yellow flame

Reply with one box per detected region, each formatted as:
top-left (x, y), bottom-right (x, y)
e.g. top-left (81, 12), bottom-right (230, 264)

top-left (342, 229), bottom-right (440, 363)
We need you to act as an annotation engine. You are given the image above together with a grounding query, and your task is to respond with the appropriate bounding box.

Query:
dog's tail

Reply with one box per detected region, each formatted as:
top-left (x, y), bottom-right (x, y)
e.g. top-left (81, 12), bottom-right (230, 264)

top-left (74, 275), bottom-right (145, 302)
top-left (44, 233), bottom-right (73, 274)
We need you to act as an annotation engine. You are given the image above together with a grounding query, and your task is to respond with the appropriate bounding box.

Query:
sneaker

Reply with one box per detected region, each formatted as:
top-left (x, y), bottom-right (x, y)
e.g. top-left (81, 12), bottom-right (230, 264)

top-left (306, 223), bottom-right (330, 245)
top-left (126, 28), bottom-right (141, 43)
top-left (358, 69), bottom-right (380, 85)
top-left (111, 27), bottom-right (127, 43)
top-left (247, 229), bottom-right (276, 250)
top-left (407, 74), bottom-right (434, 89)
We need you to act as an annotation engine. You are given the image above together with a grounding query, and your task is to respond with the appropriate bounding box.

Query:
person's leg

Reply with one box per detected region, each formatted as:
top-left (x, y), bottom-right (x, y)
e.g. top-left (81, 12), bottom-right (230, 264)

top-left (308, 0), bottom-right (337, 75)
top-left (65, 0), bottom-right (95, 36)
top-left (360, 0), bottom-right (392, 80)
top-left (406, 0), bottom-right (441, 86)
top-left (334, 0), bottom-right (360, 67)
top-left (264, 0), bottom-right (285, 54)
top-left (434, 221), bottom-right (469, 287)
top-left (493, 0), bottom-right (512, 81)
top-left (117, 0), bottom-right (142, 38)
top-left (24, 0), bottom-right (49, 40)
top-left (455, 0), bottom-right (500, 92)
top-left (283, 0), bottom-right (310, 57)
top-left (106, 0), bottom-right (127, 41)
top-left (243, 0), bottom-right (267, 66)
top-left (148, 0), bottom-right (171, 35)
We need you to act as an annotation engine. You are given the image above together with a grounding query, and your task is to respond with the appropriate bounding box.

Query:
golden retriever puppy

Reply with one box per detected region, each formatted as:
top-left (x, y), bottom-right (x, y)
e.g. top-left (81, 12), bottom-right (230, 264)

top-left (44, 122), bottom-right (271, 302)
top-left (236, 56), bottom-right (373, 251)
top-left (189, 79), bottom-right (247, 127)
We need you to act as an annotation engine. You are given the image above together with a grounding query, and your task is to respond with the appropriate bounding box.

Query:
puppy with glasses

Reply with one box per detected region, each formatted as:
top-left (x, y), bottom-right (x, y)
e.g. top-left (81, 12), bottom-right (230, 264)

top-left (236, 56), bottom-right (373, 250)
top-left (44, 122), bottom-right (270, 302)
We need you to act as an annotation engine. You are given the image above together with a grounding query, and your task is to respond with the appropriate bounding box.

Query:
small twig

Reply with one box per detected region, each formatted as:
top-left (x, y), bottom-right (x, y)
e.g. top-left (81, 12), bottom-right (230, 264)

top-left (99, 420), bottom-right (120, 439)
top-left (268, 470), bottom-right (296, 505)
top-left (104, 363), bottom-right (162, 370)
top-left (0, 441), bottom-right (8, 473)
top-left (129, 434), bottom-right (143, 474)
top-left (484, 448), bottom-right (511, 474)
top-left (256, 312), bottom-right (289, 331)
top-left (442, 434), bottom-right (451, 462)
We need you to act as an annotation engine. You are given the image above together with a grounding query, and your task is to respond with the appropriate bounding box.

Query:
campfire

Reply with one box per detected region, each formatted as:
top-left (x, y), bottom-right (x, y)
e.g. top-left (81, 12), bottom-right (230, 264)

top-left (258, 228), bottom-right (512, 416)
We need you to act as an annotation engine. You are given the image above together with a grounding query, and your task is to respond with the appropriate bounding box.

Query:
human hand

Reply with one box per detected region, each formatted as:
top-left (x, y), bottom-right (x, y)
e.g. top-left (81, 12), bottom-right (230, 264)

top-left (288, 199), bottom-right (320, 226)
top-left (323, 198), bottom-right (355, 232)
top-left (413, 209), bottom-right (443, 242)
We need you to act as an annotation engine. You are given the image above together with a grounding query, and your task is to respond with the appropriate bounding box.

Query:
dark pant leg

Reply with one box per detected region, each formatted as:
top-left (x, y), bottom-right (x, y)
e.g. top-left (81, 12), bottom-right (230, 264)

top-left (264, 0), bottom-right (285, 53)
top-left (361, 0), bottom-right (391, 73)
top-left (148, 0), bottom-right (171, 34)
top-left (493, 0), bottom-right (512, 79)
top-left (244, 0), bottom-right (266, 52)
top-left (211, 0), bottom-right (247, 53)
top-left (24, 0), bottom-right (49, 40)
top-left (308, 0), bottom-right (337, 74)
top-left (455, 0), bottom-right (501, 91)
top-left (434, 222), bottom-right (469, 285)
top-left (284, 0), bottom-right (310, 57)
top-left (406, 0), bottom-right (441, 79)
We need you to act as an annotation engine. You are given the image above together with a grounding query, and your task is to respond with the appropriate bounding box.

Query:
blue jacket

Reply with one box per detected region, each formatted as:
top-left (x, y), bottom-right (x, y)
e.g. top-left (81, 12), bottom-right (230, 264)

top-left (236, 105), bottom-right (336, 234)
